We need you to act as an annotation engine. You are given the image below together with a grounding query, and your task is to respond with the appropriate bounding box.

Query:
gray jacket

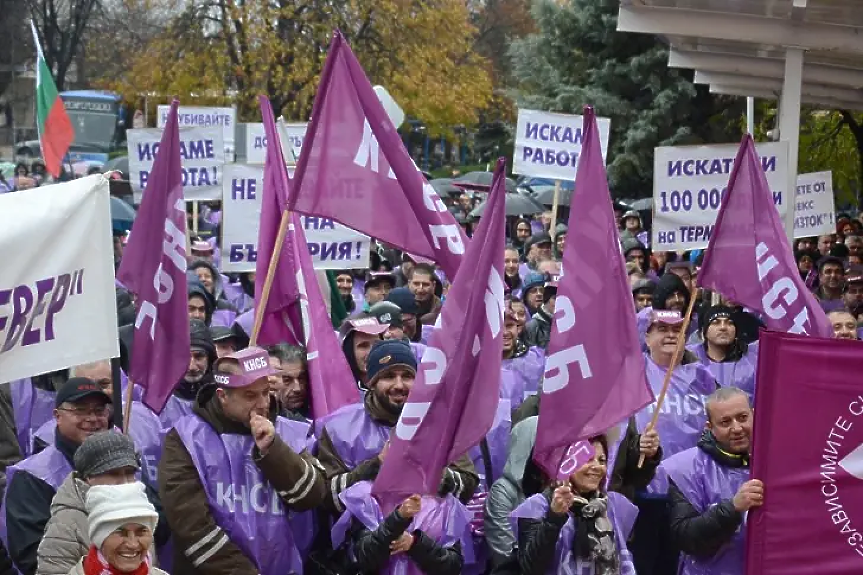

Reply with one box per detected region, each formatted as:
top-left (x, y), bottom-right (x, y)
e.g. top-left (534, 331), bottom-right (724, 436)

top-left (36, 473), bottom-right (89, 575)
top-left (483, 416), bottom-right (538, 568)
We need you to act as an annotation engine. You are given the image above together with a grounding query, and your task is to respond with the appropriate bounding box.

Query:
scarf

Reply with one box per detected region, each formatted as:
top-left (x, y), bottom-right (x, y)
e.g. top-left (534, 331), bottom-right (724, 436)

top-left (570, 495), bottom-right (619, 575)
top-left (83, 545), bottom-right (150, 575)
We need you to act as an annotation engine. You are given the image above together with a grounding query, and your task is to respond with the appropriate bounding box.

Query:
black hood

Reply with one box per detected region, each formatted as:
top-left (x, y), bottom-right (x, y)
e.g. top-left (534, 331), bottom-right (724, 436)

top-left (698, 429), bottom-right (749, 468)
top-left (188, 281), bottom-right (216, 325)
top-left (653, 273), bottom-right (689, 311)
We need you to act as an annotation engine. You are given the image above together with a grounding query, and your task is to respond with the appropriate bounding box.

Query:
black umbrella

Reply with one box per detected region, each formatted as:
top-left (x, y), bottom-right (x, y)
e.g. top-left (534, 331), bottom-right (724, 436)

top-left (452, 171), bottom-right (517, 193)
top-left (470, 193), bottom-right (546, 217)
top-left (105, 155), bottom-right (129, 179)
top-left (531, 185), bottom-right (575, 206)
top-left (430, 178), bottom-right (462, 196)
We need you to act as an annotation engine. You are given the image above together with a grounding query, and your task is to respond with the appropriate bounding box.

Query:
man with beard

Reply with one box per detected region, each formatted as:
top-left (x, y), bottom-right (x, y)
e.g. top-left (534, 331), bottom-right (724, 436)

top-left (316, 340), bottom-right (478, 516)
top-left (3, 379), bottom-right (111, 575)
top-left (816, 256), bottom-right (846, 312)
top-left (843, 269), bottom-right (863, 317)
top-left (408, 264), bottom-right (443, 326)
top-left (828, 309), bottom-right (859, 340)
top-left (334, 270), bottom-right (356, 314)
top-left (160, 347), bottom-right (325, 575)
top-left (159, 319), bottom-right (217, 428)
top-left (688, 306), bottom-right (757, 398)
top-left (664, 387), bottom-right (759, 575)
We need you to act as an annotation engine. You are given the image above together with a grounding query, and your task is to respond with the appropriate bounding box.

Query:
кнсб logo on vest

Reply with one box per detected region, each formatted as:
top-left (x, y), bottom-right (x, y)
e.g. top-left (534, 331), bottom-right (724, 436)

top-left (820, 395), bottom-right (863, 557)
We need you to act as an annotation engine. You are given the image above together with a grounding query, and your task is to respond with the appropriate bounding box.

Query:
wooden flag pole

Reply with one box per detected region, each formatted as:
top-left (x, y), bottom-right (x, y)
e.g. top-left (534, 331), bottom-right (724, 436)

top-left (638, 285), bottom-right (699, 468)
top-left (249, 209), bottom-right (291, 346)
top-left (550, 180), bottom-right (561, 243)
top-left (192, 201), bottom-right (199, 237)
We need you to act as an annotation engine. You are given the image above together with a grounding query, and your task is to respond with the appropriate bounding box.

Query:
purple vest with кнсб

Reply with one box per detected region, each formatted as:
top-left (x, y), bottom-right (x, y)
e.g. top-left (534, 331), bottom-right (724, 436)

top-left (500, 347), bottom-right (545, 409)
top-left (10, 379), bottom-right (56, 458)
top-left (662, 447), bottom-right (748, 575)
top-left (634, 356), bottom-right (718, 494)
top-left (688, 343), bottom-right (758, 400)
top-left (174, 415), bottom-right (314, 575)
top-left (511, 492), bottom-right (638, 575)
top-left (159, 394), bottom-right (194, 429)
top-left (0, 444), bottom-right (71, 549)
top-left (331, 481), bottom-right (473, 575)
top-left (322, 403), bottom-right (391, 469)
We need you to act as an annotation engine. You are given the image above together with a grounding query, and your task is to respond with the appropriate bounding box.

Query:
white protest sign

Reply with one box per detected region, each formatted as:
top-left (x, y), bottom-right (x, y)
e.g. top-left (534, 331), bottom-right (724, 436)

top-left (157, 105), bottom-right (236, 158)
top-left (651, 142), bottom-right (790, 252)
top-left (221, 164), bottom-right (371, 272)
top-left (245, 122), bottom-right (307, 165)
top-left (794, 171), bottom-right (835, 238)
top-left (513, 109), bottom-right (611, 181)
top-left (0, 176), bottom-right (119, 382)
top-left (127, 126), bottom-right (225, 202)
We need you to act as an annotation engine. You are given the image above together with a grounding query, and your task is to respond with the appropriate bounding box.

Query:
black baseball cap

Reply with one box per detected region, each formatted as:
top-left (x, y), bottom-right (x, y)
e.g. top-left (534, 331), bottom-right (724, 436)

top-left (55, 377), bottom-right (111, 408)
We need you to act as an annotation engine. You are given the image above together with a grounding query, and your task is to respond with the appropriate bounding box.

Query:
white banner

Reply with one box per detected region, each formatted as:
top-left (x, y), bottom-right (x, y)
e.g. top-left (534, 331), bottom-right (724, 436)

top-left (0, 176), bottom-right (119, 382)
top-left (651, 142), bottom-right (791, 251)
top-left (794, 171), bottom-right (835, 238)
top-left (157, 105), bottom-right (236, 159)
top-left (245, 122), bottom-right (307, 165)
top-left (221, 164), bottom-right (371, 272)
top-left (127, 126), bottom-right (225, 202)
top-left (513, 109), bottom-right (611, 181)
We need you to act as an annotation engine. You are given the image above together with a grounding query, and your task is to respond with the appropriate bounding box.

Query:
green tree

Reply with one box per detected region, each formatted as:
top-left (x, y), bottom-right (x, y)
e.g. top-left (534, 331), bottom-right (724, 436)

top-left (507, 0), bottom-right (744, 198)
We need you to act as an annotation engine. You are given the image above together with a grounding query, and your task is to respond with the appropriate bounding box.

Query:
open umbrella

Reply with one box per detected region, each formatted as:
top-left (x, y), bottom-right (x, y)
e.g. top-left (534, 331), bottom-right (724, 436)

top-left (111, 196), bottom-right (137, 232)
top-left (430, 178), bottom-right (462, 196)
top-left (531, 185), bottom-right (575, 206)
top-left (470, 193), bottom-right (546, 218)
top-left (453, 171), bottom-right (518, 193)
top-left (628, 197), bottom-right (653, 211)
top-left (105, 155), bottom-right (129, 179)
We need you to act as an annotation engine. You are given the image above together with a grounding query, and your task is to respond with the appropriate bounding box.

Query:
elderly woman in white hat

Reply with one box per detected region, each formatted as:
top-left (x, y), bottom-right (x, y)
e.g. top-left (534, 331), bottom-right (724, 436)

top-left (69, 482), bottom-right (168, 575)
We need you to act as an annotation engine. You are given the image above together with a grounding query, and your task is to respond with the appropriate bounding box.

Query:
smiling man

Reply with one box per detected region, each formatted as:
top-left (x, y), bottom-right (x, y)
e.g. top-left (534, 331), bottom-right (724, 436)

top-left (664, 387), bottom-right (758, 575)
top-left (316, 340), bottom-right (478, 516)
top-left (3, 378), bottom-right (111, 575)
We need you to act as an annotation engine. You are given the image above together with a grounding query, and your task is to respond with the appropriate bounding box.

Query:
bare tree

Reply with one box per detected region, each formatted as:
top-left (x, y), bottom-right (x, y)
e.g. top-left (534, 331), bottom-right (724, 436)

top-left (28, 0), bottom-right (101, 90)
top-left (0, 0), bottom-right (31, 96)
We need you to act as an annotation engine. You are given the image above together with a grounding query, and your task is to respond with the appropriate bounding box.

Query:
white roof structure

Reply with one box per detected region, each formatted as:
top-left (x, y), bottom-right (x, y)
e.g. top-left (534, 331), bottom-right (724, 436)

top-left (616, 0), bottom-right (863, 235)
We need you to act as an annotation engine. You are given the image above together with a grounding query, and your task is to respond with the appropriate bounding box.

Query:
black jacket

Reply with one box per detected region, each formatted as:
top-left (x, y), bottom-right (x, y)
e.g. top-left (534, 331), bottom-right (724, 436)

top-left (668, 432), bottom-right (747, 558)
top-left (353, 508), bottom-right (463, 575)
top-left (5, 429), bottom-right (77, 575)
top-left (524, 307), bottom-right (552, 350)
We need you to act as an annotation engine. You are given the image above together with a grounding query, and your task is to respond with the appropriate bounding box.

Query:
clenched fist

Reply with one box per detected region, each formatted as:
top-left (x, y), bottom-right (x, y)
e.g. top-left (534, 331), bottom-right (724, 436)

top-left (550, 484), bottom-right (575, 515)
top-left (398, 494), bottom-right (422, 520)
top-left (250, 412), bottom-right (275, 455)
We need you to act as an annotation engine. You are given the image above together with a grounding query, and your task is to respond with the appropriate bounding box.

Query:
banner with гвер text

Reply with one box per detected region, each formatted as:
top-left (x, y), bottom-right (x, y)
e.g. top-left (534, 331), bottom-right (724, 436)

top-left (220, 163), bottom-right (371, 272)
top-left (157, 105), bottom-right (236, 159)
top-left (0, 175), bottom-right (119, 383)
top-left (127, 126), bottom-right (225, 202)
top-left (651, 142), bottom-right (791, 252)
top-left (513, 108), bottom-right (611, 181)
top-left (245, 122), bottom-right (307, 165)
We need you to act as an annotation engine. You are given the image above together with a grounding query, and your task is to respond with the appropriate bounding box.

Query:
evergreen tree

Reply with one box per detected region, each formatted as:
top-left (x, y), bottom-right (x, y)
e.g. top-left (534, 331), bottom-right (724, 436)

top-left (508, 0), bottom-right (742, 198)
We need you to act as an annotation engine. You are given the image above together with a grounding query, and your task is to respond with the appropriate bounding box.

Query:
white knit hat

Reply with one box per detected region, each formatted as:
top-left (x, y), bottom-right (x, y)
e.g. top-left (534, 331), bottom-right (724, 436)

top-left (86, 482), bottom-right (159, 550)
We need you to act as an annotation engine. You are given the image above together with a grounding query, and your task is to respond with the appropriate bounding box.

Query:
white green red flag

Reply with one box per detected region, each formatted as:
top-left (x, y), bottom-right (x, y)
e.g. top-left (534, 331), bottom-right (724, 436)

top-left (29, 21), bottom-right (74, 178)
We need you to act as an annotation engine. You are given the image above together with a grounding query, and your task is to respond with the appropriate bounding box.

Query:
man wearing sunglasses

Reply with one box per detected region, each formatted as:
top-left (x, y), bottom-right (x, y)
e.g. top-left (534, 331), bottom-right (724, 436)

top-left (2, 378), bottom-right (110, 575)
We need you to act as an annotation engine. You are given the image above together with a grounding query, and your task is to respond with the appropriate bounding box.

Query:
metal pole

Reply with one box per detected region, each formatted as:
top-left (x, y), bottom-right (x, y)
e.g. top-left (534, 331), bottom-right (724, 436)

top-left (779, 47), bottom-right (805, 242)
top-left (746, 97), bottom-right (755, 136)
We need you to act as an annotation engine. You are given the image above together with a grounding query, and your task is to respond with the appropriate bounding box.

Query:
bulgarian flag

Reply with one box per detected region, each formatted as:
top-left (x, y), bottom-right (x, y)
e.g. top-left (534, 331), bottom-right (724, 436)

top-left (30, 21), bottom-right (74, 178)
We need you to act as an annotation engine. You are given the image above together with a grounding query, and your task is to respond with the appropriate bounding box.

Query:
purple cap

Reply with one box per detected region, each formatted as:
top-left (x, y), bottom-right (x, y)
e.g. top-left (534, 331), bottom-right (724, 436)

top-left (212, 346), bottom-right (277, 388)
top-left (650, 309), bottom-right (684, 325)
top-left (338, 316), bottom-right (390, 340)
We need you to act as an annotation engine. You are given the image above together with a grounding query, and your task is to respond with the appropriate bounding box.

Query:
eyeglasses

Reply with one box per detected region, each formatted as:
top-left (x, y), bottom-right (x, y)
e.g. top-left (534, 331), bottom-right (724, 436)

top-left (57, 406), bottom-right (109, 418)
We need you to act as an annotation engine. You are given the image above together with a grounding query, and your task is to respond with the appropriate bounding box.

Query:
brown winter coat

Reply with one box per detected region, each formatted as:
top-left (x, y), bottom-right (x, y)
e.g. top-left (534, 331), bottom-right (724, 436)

top-left (158, 387), bottom-right (325, 575)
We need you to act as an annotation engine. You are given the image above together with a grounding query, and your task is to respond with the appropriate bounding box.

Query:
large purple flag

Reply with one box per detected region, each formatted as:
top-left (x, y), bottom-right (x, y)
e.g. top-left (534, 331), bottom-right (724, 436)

top-left (116, 100), bottom-right (189, 414)
top-left (698, 135), bottom-right (832, 338)
top-left (287, 31), bottom-right (467, 279)
top-left (372, 158), bottom-right (508, 509)
top-left (255, 96), bottom-right (359, 419)
top-left (532, 107), bottom-right (654, 478)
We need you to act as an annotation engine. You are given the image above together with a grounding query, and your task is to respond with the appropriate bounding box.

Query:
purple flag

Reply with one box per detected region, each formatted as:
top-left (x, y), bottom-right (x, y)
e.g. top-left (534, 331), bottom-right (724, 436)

top-left (697, 135), bottom-right (832, 338)
top-left (532, 107), bottom-right (653, 478)
top-left (255, 96), bottom-right (359, 419)
top-left (372, 158), bottom-right (508, 509)
top-left (116, 100), bottom-right (189, 414)
top-left (287, 31), bottom-right (467, 279)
